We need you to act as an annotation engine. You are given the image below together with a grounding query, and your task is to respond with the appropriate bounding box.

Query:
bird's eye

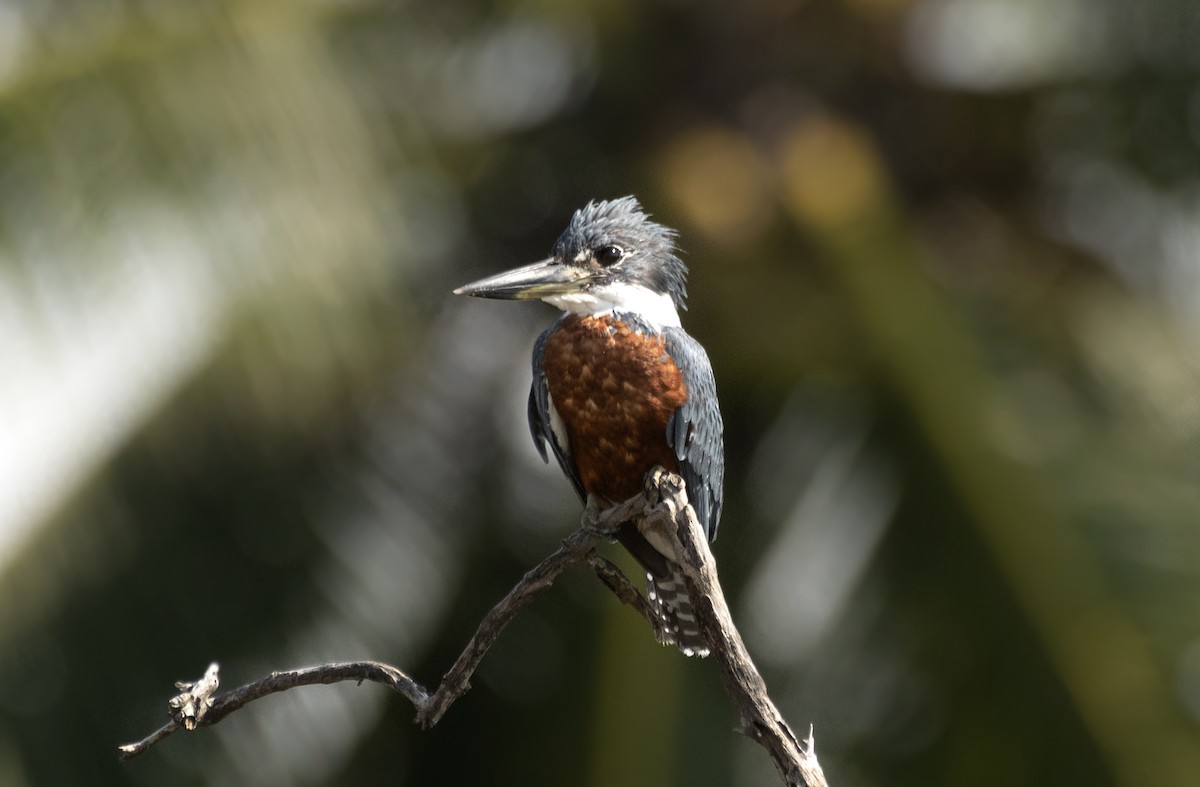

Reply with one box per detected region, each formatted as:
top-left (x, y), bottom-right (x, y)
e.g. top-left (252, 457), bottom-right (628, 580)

top-left (595, 245), bottom-right (624, 266)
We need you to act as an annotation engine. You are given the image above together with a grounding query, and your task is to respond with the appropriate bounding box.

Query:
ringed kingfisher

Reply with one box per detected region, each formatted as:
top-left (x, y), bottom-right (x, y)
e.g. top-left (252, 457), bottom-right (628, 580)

top-left (454, 196), bottom-right (724, 656)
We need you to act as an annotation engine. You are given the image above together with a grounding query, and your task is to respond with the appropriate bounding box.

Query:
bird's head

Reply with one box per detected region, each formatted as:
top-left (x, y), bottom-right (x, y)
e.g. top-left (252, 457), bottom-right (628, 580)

top-left (453, 196), bottom-right (688, 327)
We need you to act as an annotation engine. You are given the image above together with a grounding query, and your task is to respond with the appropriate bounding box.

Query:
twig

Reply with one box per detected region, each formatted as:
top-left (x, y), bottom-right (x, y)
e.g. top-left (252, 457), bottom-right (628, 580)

top-left (119, 661), bottom-right (428, 759)
top-left (414, 524), bottom-right (603, 727)
top-left (119, 473), bottom-right (828, 787)
top-left (586, 552), bottom-right (660, 624)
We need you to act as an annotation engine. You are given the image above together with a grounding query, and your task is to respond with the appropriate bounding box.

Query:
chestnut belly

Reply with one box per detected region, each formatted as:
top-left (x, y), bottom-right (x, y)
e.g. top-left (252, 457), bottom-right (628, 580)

top-left (542, 314), bottom-right (688, 504)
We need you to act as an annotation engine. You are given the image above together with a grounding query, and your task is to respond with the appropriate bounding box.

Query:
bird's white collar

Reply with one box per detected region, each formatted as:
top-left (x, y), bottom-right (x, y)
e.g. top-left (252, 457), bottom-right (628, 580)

top-left (544, 283), bottom-right (682, 329)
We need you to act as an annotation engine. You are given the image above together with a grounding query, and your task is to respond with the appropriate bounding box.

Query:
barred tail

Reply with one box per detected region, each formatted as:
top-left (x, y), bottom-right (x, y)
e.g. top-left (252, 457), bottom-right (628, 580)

top-left (646, 568), bottom-right (709, 657)
top-left (617, 522), bottom-right (709, 656)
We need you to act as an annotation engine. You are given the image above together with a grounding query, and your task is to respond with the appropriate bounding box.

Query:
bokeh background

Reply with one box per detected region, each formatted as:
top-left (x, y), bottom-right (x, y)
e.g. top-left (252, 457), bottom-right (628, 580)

top-left (2, 0), bottom-right (1200, 785)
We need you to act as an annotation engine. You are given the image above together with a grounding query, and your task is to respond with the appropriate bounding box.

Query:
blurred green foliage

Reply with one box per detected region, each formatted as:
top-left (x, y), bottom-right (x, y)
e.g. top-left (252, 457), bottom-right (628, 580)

top-left (2, 0), bottom-right (1200, 785)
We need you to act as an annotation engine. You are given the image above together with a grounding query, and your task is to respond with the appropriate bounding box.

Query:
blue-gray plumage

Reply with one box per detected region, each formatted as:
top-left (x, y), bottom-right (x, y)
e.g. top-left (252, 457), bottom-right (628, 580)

top-left (455, 196), bottom-right (724, 655)
top-left (662, 328), bottom-right (724, 538)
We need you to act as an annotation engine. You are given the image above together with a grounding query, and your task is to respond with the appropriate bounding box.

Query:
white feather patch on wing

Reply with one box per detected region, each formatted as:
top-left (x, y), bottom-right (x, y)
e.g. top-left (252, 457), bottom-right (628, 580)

top-left (545, 390), bottom-right (570, 459)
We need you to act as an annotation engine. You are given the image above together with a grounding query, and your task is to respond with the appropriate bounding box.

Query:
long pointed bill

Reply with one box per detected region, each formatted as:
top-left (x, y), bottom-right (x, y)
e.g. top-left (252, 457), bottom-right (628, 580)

top-left (453, 258), bottom-right (589, 301)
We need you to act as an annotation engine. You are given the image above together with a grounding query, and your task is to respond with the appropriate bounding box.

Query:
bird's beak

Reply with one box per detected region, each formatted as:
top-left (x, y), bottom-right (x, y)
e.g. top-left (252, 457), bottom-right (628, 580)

top-left (453, 257), bottom-right (587, 301)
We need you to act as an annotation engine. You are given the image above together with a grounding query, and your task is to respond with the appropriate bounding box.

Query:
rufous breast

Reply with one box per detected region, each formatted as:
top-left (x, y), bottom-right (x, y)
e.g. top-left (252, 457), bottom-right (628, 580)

top-left (541, 314), bottom-right (687, 504)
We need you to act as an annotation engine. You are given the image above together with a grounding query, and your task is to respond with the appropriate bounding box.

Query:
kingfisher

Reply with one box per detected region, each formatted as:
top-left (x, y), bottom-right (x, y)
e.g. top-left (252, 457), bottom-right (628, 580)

top-left (454, 196), bottom-right (724, 656)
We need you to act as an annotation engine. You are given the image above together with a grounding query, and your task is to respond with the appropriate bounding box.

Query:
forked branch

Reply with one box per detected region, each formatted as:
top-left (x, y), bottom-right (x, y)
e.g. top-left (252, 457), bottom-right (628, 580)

top-left (119, 472), bottom-right (828, 787)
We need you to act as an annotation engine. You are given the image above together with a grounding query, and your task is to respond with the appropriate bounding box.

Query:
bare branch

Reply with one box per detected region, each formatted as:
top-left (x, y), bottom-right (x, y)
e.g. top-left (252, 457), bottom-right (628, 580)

top-left (119, 661), bottom-right (427, 759)
top-left (119, 529), bottom-right (607, 758)
top-left (120, 472), bottom-right (829, 787)
top-left (631, 469), bottom-right (830, 787)
top-left (414, 525), bottom-right (600, 727)
top-left (586, 552), bottom-right (661, 628)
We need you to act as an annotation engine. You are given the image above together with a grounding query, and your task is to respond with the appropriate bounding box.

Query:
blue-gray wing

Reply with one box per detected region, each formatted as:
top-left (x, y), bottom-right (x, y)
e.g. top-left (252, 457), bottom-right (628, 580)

top-left (528, 323), bottom-right (585, 500)
top-left (664, 328), bottom-right (725, 541)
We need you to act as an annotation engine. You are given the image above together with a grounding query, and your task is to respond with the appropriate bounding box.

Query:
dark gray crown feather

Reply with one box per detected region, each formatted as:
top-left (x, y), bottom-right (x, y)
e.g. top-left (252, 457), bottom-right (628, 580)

top-left (552, 196), bottom-right (689, 310)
